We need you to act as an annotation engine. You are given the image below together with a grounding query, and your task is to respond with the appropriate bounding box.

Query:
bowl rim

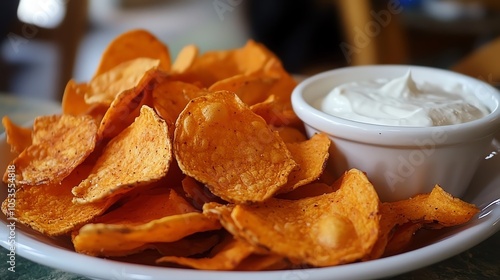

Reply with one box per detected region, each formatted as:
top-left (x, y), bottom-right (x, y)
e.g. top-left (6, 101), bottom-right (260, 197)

top-left (291, 65), bottom-right (500, 146)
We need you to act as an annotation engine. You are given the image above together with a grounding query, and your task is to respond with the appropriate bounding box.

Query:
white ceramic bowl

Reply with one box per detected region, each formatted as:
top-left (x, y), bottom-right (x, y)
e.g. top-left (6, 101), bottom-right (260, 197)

top-left (291, 65), bottom-right (500, 202)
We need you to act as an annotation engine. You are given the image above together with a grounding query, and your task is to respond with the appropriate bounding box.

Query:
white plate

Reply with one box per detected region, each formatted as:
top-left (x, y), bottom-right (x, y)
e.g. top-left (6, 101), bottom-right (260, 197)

top-left (0, 124), bottom-right (499, 280)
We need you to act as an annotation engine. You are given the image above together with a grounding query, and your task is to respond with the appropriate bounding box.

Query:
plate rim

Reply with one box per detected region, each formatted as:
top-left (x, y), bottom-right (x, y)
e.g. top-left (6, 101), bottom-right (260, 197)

top-left (1, 125), bottom-right (499, 280)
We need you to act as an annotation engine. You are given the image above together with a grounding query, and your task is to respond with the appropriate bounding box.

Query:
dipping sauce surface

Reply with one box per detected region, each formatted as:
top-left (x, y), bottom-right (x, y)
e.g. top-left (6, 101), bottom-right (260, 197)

top-left (318, 71), bottom-right (490, 127)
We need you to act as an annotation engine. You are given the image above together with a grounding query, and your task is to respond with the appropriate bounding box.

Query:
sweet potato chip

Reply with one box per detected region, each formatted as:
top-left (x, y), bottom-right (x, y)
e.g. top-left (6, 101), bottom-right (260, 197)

top-left (5, 114), bottom-right (97, 185)
top-left (271, 125), bottom-right (307, 143)
top-left (73, 198), bottom-right (220, 257)
top-left (174, 91), bottom-right (296, 203)
top-left (181, 176), bottom-right (222, 210)
top-left (72, 106), bottom-right (171, 203)
top-left (96, 67), bottom-right (159, 140)
top-left (383, 222), bottom-right (422, 256)
top-left (367, 185), bottom-right (479, 259)
top-left (72, 187), bottom-right (199, 257)
top-left (177, 40), bottom-right (276, 87)
top-left (61, 79), bottom-right (90, 115)
top-left (234, 254), bottom-right (289, 271)
top-left (209, 74), bottom-right (277, 106)
top-left (2, 116), bottom-right (32, 154)
top-left (93, 188), bottom-right (196, 225)
top-left (171, 44), bottom-right (198, 73)
top-left (278, 133), bottom-right (330, 194)
top-left (1, 163), bottom-right (117, 236)
top-left (259, 58), bottom-right (298, 103)
top-left (94, 29), bottom-right (170, 77)
top-left (277, 182), bottom-right (335, 200)
top-left (152, 233), bottom-right (222, 257)
top-left (250, 95), bottom-right (302, 128)
top-left (156, 236), bottom-right (259, 270)
top-left (152, 80), bottom-right (208, 133)
top-left (385, 185), bottom-right (479, 226)
top-left (86, 58), bottom-right (160, 106)
top-left (227, 169), bottom-right (380, 267)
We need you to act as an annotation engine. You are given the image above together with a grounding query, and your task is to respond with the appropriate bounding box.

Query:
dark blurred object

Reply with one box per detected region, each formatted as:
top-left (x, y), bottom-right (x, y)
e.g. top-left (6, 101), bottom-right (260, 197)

top-left (0, 0), bottom-right (21, 92)
top-left (245, 0), bottom-right (343, 74)
top-left (0, 0), bottom-right (19, 38)
top-left (1, 0), bottom-right (88, 100)
top-left (244, 0), bottom-right (410, 72)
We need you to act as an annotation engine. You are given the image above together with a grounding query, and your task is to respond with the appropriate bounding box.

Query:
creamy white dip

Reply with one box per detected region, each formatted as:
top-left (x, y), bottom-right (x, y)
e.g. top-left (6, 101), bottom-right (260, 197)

top-left (319, 71), bottom-right (490, 126)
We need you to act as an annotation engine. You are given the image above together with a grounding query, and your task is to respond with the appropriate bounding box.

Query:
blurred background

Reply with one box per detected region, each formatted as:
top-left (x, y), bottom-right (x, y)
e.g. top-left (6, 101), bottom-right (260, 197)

top-left (0, 0), bottom-right (499, 101)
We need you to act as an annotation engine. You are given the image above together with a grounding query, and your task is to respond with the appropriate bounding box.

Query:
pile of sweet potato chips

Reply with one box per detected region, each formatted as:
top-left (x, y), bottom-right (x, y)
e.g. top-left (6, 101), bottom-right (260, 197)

top-left (1, 30), bottom-right (479, 270)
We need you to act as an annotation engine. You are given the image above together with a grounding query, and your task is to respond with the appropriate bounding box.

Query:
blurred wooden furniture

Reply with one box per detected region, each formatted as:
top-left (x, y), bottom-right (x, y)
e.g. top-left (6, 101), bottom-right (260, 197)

top-left (333, 0), bottom-right (408, 65)
top-left (47, 0), bottom-right (88, 98)
top-left (452, 36), bottom-right (500, 86)
top-left (8, 0), bottom-right (88, 99)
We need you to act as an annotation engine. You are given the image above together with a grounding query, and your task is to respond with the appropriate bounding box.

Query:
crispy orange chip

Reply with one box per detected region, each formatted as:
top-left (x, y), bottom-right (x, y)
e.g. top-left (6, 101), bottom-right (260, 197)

top-left (209, 74), bottom-right (277, 106)
top-left (367, 185), bottom-right (479, 259)
top-left (152, 233), bottom-right (222, 258)
top-left (96, 67), bottom-right (159, 140)
top-left (227, 169), bottom-right (380, 267)
top-left (174, 91), bottom-right (296, 203)
top-left (61, 79), bottom-right (90, 115)
top-left (278, 133), bottom-right (330, 194)
top-left (94, 29), bottom-right (170, 77)
top-left (157, 236), bottom-right (260, 270)
top-left (72, 106), bottom-right (171, 204)
top-left (5, 114), bottom-right (97, 185)
top-left (73, 210), bottom-right (221, 256)
top-left (259, 58), bottom-right (298, 103)
top-left (177, 40), bottom-right (277, 87)
top-left (152, 80), bottom-right (208, 134)
top-left (171, 44), bottom-right (198, 73)
top-left (250, 95), bottom-right (302, 128)
top-left (234, 253), bottom-right (289, 271)
top-left (2, 116), bottom-right (32, 154)
top-left (1, 164), bottom-right (117, 236)
top-left (86, 58), bottom-right (160, 106)
top-left (73, 189), bottom-right (220, 257)
top-left (271, 125), bottom-right (307, 143)
top-left (383, 222), bottom-right (423, 257)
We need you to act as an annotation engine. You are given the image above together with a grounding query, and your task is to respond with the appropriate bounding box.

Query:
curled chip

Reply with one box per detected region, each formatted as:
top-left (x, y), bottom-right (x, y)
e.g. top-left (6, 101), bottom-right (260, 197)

top-left (174, 91), bottom-right (296, 203)
top-left (2, 116), bottom-right (32, 154)
top-left (72, 106), bottom-right (171, 204)
top-left (86, 58), bottom-right (160, 106)
top-left (157, 236), bottom-right (261, 270)
top-left (73, 188), bottom-right (220, 256)
top-left (278, 133), bottom-right (331, 194)
top-left (1, 164), bottom-right (117, 236)
top-left (259, 58), bottom-right (298, 104)
top-left (94, 29), bottom-right (171, 76)
top-left (367, 185), bottom-right (479, 259)
top-left (225, 169), bottom-right (380, 267)
top-left (176, 40), bottom-right (277, 87)
top-left (5, 114), bottom-right (97, 185)
top-left (61, 79), bottom-right (93, 116)
top-left (171, 44), bottom-right (198, 73)
top-left (383, 222), bottom-right (423, 257)
top-left (152, 80), bottom-right (208, 134)
top-left (96, 67), bottom-right (160, 140)
top-left (209, 73), bottom-right (277, 106)
top-left (271, 125), bottom-right (307, 143)
top-left (250, 95), bottom-right (302, 128)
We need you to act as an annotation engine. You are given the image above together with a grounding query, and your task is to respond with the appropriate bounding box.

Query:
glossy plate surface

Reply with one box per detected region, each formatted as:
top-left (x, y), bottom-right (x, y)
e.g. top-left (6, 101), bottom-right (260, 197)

top-left (0, 107), bottom-right (499, 280)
